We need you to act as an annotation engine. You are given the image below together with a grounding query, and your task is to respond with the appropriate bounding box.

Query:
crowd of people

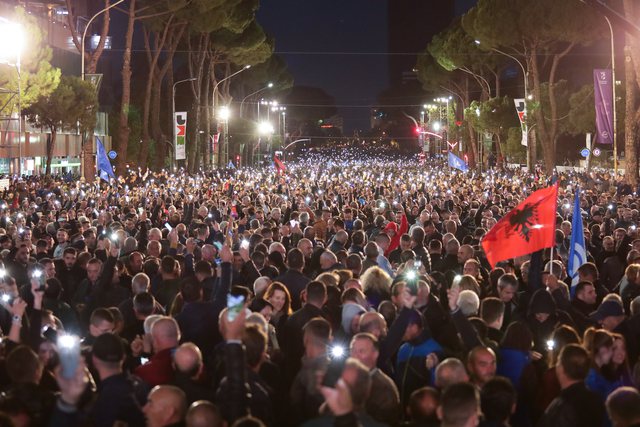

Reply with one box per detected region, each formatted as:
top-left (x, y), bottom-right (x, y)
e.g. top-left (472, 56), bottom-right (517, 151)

top-left (0, 148), bottom-right (639, 427)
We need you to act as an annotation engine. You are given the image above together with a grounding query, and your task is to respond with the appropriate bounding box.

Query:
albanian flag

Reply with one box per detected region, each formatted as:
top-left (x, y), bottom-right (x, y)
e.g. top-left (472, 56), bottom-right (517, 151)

top-left (481, 183), bottom-right (558, 267)
top-left (274, 156), bottom-right (286, 173)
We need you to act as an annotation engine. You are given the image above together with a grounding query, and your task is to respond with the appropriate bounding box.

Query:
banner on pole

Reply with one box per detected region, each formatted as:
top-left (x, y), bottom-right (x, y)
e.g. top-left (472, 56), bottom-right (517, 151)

top-left (594, 69), bottom-right (614, 145)
top-left (175, 112), bottom-right (187, 160)
top-left (514, 98), bottom-right (528, 146)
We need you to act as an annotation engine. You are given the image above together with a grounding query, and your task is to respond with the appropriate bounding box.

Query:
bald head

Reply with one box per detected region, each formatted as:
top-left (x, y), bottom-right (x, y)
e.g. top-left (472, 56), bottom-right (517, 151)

top-left (173, 343), bottom-right (203, 378)
top-left (320, 250), bottom-right (338, 269)
top-left (435, 358), bottom-right (469, 389)
top-left (358, 311), bottom-right (387, 338)
top-left (186, 401), bottom-right (223, 427)
top-left (144, 385), bottom-right (187, 427)
top-left (151, 317), bottom-right (181, 352)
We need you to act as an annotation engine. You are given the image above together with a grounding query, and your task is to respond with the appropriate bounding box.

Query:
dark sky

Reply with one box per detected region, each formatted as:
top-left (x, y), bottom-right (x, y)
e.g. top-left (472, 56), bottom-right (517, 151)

top-left (257, 0), bottom-right (389, 133)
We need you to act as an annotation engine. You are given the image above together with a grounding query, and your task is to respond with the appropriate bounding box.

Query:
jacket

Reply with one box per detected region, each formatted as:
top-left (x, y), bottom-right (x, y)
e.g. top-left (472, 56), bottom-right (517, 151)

top-left (395, 330), bottom-right (443, 406)
top-left (537, 382), bottom-right (604, 427)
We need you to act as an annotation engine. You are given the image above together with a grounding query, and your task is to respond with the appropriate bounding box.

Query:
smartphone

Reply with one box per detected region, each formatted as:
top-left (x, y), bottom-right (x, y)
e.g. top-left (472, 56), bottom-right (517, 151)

top-left (140, 356), bottom-right (150, 364)
top-left (0, 293), bottom-right (13, 306)
top-left (164, 222), bottom-right (173, 232)
top-left (32, 269), bottom-right (46, 292)
top-left (240, 239), bottom-right (250, 250)
top-left (322, 345), bottom-right (347, 388)
top-left (138, 207), bottom-right (144, 215)
top-left (290, 220), bottom-right (299, 228)
top-left (227, 294), bottom-right (245, 321)
top-left (57, 334), bottom-right (80, 379)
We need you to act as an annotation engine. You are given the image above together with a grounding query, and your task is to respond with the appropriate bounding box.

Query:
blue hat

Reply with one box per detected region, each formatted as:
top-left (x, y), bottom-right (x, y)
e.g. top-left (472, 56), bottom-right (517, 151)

top-left (589, 300), bottom-right (624, 321)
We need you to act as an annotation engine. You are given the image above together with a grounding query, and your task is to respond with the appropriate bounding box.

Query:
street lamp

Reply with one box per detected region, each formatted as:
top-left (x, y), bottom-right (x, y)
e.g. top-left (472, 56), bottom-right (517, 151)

top-left (240, 82), bottom-right (273, 118)
top-left (475, 39), bottom-right (531, 170)
top-left (604, 16), bottom-right (618, 175)
top-left (218, 106), bottom-right (230, 121)
top-left (212, 64), bottom-right (251, 167)
top-left (0, 18), bottom-right (23, 175)
top-left (172, 77), bottom-right (196, 170)
top-left (255, 121), bottom-right (274, 166)
top-left (218, 106), bottom-right (231, 167)
top-left (81, 0), bottom-right (125, 79)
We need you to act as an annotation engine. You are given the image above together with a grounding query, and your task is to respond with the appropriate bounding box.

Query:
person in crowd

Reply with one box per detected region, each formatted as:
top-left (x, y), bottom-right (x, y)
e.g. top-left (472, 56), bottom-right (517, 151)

top-left (538, 344), bottom-right (605, 427)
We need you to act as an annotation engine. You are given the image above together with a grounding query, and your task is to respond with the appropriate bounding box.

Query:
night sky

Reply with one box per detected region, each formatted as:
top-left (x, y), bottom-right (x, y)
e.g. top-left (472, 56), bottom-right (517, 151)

top-left (257, 0), bottom-right (389, 133)
top-left (257, 0), bottom-right (477, 135)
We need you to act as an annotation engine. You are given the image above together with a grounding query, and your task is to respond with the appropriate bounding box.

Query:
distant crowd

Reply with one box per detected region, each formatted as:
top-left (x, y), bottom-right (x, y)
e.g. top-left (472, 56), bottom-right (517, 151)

top-left (0, 149), bottom-right (638, 427)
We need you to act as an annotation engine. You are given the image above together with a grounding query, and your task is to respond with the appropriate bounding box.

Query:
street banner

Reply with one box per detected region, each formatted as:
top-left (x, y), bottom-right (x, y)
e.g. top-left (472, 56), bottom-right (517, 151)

top-left (481, 184), bottom-right (558, 267)
top-left (514, 98), bottom-right (528, 146)
top-left (175, 112), bottom-right (187, 160)
top-left (594, 69), bottom-right (614, 145)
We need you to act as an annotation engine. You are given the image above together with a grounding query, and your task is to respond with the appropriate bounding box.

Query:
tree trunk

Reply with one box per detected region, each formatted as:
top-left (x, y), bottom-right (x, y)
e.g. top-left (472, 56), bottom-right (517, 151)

top-left (46, 130), bottom-right (56, 176)
top-left (186, 34), bottom-right (208, 173)
top-left (152, 26), bottom-right (184, 170)
top-left (530, 46), bottom-right (554, 174)
top-left (624, 44), bottom-right (639, 186)
top-left (140, 19), bottom-right (173, 168)
top-left (203, 59), bottom-right (212, 168)
top-left (115, 0), bottom-right (136, 175)
top-left (624, 0), bottom-right (640, 185)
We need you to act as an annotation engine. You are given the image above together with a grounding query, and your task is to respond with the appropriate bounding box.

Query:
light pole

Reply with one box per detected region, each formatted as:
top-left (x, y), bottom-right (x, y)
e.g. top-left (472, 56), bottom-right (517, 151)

top-left (240, 82), bottom-right (273, 118)
top-left (218, 106), bottom-right (230, 167)
top-left (79, 0), bottom-right (125, 179)
top-left (172, 77), bottom-right (196, 170)
top-left (256, 121), bottom-right (274, 166)
top-left (604, 16), bottom-right (618, 175)
top-left (81, 0), bottom-right (125, 80)
top-left (212, 65), bottom-right (251, 167)
top-left (476, 39), bottom-right (531, 170)
top-left (0, 18), bottom-right (23, 175)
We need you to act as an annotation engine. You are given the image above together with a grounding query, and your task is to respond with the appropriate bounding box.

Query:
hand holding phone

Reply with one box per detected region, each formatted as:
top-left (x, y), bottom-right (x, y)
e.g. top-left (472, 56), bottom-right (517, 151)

top-left (57, 334), bottom-right (80, 379)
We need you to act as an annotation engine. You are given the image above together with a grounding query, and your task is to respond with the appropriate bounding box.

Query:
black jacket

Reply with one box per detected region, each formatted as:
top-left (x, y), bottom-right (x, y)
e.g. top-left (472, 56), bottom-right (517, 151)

top-left (280, 303), bottom-right (326, 385)
top-left (537, 382), bottom-right (604, 427)
top-left (89, 373), bottom-right (146, 427)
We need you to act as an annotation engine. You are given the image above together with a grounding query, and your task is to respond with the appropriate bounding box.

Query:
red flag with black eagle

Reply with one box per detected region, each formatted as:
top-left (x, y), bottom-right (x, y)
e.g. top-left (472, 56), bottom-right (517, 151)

top-left (481, 183), bottom-right (558, 267)
top-left (274, 156), bottom-right (286, 173)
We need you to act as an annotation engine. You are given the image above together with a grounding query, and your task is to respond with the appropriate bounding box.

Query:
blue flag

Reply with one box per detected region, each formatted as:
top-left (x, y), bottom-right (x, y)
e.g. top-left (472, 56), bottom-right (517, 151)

top-left (96, 137), bottom-right (115, 182)
top-left (448, 152), bottom-right (469, 172)
top-left (568, 187), bottom-right (587, 297)
top-left (228, 161), bottom-right (236, 169)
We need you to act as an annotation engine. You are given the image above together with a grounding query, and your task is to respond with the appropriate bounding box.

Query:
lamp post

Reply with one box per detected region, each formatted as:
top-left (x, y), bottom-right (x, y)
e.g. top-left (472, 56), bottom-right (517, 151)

top-left (218, 106), bottom-right (230, 168)
top-left (81, 0), bottom-right (125, 80)
top-left (240, 82), bottom-right (273, 118)
top-left (604, 16), bottom-right (618, 175)
top-left (0, 18), bottom-right (23, 175)
top-left (79, 0), bottom-right (125, 179)
top-left (256, 121), bottom-right (274, 166)
top-left (172, 77), bottom-right (196, 170)
top-left (212, 65), bottom-right (251, 167)
top-left (476, 39), bottom-right (531, 170)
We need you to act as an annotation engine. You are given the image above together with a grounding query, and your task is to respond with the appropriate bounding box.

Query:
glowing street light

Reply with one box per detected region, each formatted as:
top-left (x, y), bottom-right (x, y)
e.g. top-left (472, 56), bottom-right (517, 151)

top-left (258, 122), bottom-right (274, 135)
top-left (218, 106), bottom-right (230, 121)
top-left (432, 121), bottom-right (441, 132)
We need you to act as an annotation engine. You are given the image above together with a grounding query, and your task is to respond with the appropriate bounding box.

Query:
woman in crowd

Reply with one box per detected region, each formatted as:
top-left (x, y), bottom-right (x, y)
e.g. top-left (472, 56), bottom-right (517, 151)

top-left (263, 282), bottom-right (291, 331)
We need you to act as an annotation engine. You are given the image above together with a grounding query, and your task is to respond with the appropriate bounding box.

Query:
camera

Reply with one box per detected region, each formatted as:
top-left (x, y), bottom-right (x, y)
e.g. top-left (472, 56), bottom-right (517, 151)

top-left (322, 345), bottom-right (347, 388)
